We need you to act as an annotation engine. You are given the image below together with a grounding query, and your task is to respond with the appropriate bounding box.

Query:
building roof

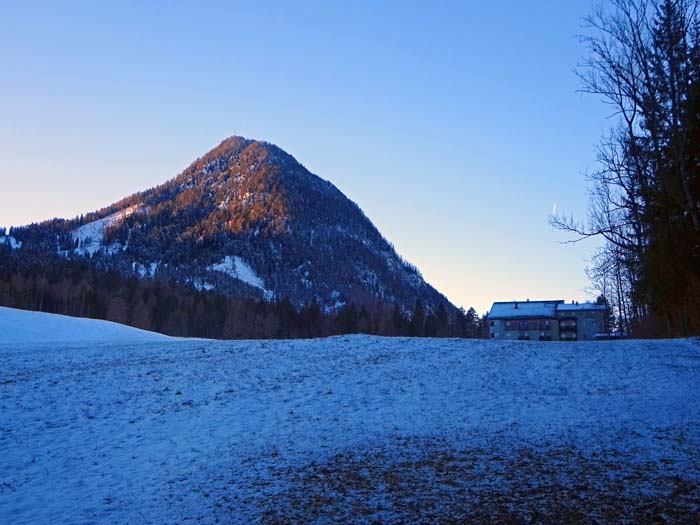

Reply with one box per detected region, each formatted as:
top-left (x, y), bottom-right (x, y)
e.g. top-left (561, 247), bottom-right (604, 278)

top-left (488, 299), bottom-right (608, 320)
top-left (556, 302), bottom-right (608, 312)
top-left (488, 301), bottom-right (561, 319)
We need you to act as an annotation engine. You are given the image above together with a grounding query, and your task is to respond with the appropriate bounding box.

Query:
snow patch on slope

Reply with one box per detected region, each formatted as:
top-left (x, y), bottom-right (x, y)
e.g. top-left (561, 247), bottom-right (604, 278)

top-left (324, 290), bottom-right (346, 313)
top-left (193, 278), bottom-right (215, 292)
top-left (0, 236), bottom-right (21, 249)
top-left (0, 306), bottom-right (169, 343)
top-left (71, 205), bottom-right (139, 256)
top-left (209, 256), bottom-right (264, 288)
top-left (132, 261), bottom-right (160, 279)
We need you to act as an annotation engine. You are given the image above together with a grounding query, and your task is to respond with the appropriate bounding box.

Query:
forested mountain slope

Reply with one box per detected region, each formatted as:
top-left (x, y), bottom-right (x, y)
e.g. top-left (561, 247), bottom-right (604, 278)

top-left (5, 136), bottom-right (453, 315)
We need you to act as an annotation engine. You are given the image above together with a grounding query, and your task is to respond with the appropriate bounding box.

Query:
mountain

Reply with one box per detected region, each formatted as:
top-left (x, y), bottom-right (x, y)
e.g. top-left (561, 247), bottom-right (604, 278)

top-left (5, 136), bottom-right (455, 315)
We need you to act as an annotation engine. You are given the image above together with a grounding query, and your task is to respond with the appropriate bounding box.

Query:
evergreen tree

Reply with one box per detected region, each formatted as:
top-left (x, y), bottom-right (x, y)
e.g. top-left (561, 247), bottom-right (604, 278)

top-left (465, 307), bottom-right (478, 338)
top-left (553, 0), bottom-right (700, 336)
top-left (409, 300), bottom-right (425, 337)
top-left (357, 305), bottom-right (372, 334)
top-left (392, 304), bottom-right (407, 336)
top-left (336, 302), bottom-right (359, 334)
top-left (424, 313), bottom-right (438, 337)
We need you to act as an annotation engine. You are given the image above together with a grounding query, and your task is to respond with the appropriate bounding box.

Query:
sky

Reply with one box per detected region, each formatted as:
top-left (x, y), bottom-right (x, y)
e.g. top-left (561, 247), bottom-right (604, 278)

top-left (1, 0), bottom-right (610, 313)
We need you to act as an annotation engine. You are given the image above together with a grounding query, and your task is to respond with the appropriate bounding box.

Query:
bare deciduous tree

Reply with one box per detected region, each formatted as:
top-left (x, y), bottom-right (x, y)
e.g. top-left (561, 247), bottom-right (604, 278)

top-left (552, 0), bottom-right (700, 335)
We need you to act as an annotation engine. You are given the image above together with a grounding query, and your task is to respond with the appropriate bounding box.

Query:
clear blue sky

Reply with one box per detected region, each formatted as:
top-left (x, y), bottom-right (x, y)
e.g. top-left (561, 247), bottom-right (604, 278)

top-left (1, 1), bottom-right (608, 313)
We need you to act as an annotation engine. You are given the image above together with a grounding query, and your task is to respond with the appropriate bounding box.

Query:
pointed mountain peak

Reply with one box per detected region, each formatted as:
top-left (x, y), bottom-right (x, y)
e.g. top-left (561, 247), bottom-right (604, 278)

top-left (11, 135), bottom-right (456, 315)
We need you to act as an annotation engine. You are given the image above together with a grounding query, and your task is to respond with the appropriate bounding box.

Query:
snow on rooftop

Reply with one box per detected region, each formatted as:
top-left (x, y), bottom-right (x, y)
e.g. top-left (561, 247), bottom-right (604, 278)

top-left (489, 300), bottom-right (609, 318)
top-left (489, 301), bottom-right (560, 319)
top-left (0, 306), bottom-right (169, 343)
top-left (557, 302), bottom-right (608, 311)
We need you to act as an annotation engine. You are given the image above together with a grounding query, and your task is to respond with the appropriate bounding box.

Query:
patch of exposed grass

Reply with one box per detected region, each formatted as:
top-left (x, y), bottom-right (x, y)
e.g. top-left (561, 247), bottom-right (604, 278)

top-left (243, 436), bottom-right (700, 524)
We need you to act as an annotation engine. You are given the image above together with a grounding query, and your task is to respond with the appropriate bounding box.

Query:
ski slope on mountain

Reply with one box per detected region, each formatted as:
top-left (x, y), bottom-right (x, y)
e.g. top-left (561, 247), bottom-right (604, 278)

top-left (1, 310), bottom-right (699, 523)
top-left (0, 306), bottom-right (168, 343)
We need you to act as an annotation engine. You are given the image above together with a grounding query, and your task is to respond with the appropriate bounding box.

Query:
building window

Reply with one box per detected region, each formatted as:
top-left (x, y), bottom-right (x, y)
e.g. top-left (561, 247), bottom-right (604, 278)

top-left (518, 321), bottom-right (529, 331)
top-left (505, 321), bottom-right (512, 329)
top-left (518, 332), bottom-right (530, 340)
top-left (539, 320), bottom-right (550, 330)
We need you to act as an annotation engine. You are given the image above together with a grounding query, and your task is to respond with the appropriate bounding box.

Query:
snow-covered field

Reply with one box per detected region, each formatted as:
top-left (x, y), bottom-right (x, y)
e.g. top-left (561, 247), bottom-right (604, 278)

top-left (0, 307), bottom-right (169, 344)
top-left (1, 308), bottom-right (699, 523)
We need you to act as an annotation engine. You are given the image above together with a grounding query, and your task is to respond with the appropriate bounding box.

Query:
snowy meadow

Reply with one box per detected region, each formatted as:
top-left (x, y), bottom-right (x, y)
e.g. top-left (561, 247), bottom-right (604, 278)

top-left (1, 309), bottom-right (699, 523)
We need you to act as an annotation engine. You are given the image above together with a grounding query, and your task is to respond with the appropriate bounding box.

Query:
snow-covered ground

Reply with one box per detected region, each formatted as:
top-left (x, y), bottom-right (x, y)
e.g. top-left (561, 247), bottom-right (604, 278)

top-left (0, 307), bottom-right (169, 344)
top-left (0, 308), bottom-right (699, 523)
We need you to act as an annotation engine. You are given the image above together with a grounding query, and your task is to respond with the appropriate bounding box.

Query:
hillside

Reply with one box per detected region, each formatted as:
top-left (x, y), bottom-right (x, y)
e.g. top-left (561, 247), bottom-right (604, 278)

top-left (1, 309), bottom-right (698, 523)
top-left (0, 306), bottom-right (169, 343)
top-left (5, 136), bottom-right (453, 315)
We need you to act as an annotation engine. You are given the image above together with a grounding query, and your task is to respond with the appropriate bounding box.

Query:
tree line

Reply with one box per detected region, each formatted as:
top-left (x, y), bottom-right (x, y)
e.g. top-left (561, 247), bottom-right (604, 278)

top-left (0, 248), bottom-right (487, 339)
top-left (552, 0), bottom-right (700, 336)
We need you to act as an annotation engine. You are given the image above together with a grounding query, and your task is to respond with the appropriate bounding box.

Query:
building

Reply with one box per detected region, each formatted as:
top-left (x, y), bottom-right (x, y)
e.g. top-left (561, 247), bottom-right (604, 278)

top-left (488, 299), bottom-right (608, 341)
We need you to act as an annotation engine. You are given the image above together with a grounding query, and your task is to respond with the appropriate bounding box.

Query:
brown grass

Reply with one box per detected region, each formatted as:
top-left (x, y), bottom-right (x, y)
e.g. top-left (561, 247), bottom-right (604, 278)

top-left (246, 436), bottom-right (700, 524)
